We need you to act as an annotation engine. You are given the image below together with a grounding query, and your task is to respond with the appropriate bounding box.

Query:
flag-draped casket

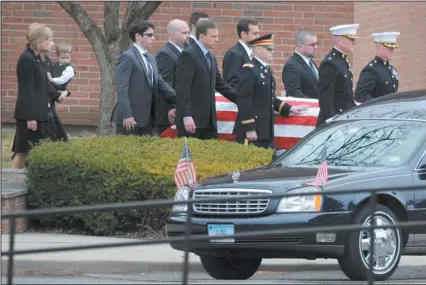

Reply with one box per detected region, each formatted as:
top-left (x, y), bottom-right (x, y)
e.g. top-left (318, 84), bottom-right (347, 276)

top-left (160, 93), bottom-right (320, 150)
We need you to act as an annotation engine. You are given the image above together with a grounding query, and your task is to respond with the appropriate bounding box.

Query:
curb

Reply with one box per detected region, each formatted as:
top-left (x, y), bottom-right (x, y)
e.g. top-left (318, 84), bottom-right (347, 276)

top-left (1, 259), bottom-right (341, 276)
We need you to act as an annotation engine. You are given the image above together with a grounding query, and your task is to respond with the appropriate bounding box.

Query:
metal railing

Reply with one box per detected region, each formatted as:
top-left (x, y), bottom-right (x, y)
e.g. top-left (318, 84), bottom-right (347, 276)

top-left (2, 184), bottom-right (426, 285)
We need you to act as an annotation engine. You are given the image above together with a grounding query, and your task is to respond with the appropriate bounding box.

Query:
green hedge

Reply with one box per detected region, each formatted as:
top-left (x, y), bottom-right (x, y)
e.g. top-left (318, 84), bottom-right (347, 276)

top-left (26, 136), bottom-right (274, 236)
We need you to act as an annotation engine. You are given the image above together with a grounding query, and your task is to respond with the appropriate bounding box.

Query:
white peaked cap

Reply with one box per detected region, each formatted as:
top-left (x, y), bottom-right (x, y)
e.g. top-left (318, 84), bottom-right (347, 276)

top-left (371, 32), bottom-right (400, 48)
top-left (329, 24), bottom-right (359, 39)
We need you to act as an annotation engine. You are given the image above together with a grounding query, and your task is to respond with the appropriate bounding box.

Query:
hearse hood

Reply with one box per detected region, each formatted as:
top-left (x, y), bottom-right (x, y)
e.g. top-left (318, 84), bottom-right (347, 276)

top-left (197, 165), bottom-right (358, 191)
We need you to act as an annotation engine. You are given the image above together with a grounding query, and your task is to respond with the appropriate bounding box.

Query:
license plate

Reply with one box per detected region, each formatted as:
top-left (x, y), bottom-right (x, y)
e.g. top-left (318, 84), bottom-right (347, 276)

top-left (207, 224), bottom-right (235, 243)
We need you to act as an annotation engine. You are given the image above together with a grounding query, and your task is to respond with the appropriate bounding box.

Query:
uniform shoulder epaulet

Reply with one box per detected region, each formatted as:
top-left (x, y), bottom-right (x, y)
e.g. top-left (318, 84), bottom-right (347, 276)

top-left (242, 63), bottom-right (254, 68)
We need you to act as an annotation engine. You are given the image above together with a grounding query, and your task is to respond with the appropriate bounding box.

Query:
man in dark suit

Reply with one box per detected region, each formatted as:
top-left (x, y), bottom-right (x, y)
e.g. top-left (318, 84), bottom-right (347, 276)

top-left (111, 20), bottom-right (176, 136)
top-left (187, 12), bottom-right (209, 47)
top-left (282, 29), bottom-right (320, 99)
top-left (233, 33), bottom-right (308, 149)
top-left (316, 24), bottom-right (359, 127)
top-left (355, 32), bottom-right (400, 103)
top-left (174, 19), bottom-right (238, 140)
top-left (222, 19), bottom-right (260, 89)
top-left (154, 19), bottom-right (190, 136)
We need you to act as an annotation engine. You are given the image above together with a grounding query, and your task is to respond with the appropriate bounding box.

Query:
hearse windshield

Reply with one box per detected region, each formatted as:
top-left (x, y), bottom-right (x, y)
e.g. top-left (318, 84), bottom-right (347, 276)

top-left (273, 119), bottom-right (426, 168)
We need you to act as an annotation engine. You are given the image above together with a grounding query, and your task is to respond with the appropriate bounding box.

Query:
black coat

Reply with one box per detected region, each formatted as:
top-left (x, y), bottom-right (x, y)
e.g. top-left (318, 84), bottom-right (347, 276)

top-left (155, 42), bottom-right (181, 128)
top-left (316, 47), bottom-right (355, 127)
top-left (354, 56), bottom-right (399, 103)
top-left (233, 59), bottom-right (291, 141)
top-left (14, 48), bottom-right (51, 122)
top-left (222, 42), bottom-right (252, 89)
top-left (40, 55), bottom-right (69, 141)
top-left (282, 52), bottom-right (320, 99)
top-left (174, 42), bottom-right (237, 130)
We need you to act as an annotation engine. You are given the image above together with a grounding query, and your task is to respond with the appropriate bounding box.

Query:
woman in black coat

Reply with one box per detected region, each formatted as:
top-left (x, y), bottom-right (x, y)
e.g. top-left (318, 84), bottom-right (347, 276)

top-left (11, 22), bottom-right (56, 169)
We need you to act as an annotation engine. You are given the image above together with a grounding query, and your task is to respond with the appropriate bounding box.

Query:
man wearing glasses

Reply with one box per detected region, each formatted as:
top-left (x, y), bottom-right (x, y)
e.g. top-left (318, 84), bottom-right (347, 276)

top-left (111, 20), bottom-right (176, 136)
top-left (316, 24), bottom-right (359, 127)
top-left (282, 29), bottom-right (320, 99)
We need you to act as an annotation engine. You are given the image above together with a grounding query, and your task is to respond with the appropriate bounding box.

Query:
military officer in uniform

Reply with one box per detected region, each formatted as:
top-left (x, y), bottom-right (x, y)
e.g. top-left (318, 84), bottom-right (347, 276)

top-left (355, 32), bottom-right (400, 103)
top-left (233, 33), bottom-right (308, 149)
top-left (316, 24), bottom-right (359, 127)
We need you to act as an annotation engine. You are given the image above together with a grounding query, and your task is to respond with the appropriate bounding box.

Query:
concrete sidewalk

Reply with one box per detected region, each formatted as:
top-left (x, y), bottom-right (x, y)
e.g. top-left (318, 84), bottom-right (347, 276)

top-left (1, 233), bottom-right (425, 275)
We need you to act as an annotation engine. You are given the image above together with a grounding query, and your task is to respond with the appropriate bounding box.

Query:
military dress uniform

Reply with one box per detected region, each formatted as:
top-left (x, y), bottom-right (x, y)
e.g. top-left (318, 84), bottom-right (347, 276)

top-left (355, 32), bottom-right (400, 103)
top-left (316, 24), bottom-right (359, 127)
top-left (233, 33), bottom-right (292, 149)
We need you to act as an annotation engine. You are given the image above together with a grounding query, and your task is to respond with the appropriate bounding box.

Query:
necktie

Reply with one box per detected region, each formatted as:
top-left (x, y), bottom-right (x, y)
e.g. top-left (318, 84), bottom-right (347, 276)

top-left (205, 52), bottom-right (212, 69)
top-left (309, 60), bottom-right (319, 79)
top-left (143, 53), bottom-right (153, 84)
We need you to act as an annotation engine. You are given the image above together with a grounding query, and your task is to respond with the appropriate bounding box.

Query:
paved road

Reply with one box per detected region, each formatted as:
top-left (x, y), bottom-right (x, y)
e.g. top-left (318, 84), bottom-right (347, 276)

top-left (3, 264), bottom-right (426, 284)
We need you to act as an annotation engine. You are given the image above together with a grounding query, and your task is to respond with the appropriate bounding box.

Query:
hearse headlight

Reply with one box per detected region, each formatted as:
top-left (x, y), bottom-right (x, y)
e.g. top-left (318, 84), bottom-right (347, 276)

top-left (276, 186), bottom-right (323, 212)
top-left (172, 186), bottom-right (190, 212)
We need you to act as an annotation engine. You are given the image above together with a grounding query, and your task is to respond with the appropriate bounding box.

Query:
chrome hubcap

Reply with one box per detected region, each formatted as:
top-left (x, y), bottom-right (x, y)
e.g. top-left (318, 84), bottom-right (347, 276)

top-left (359, 211), bottom-right (400, 275)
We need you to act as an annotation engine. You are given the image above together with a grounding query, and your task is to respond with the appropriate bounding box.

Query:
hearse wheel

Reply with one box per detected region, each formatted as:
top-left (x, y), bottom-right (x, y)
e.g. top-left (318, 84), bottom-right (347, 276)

top-left (200, 255), bottom-right (262, 280)
top-left (338, 204), bottom-right (403, 281)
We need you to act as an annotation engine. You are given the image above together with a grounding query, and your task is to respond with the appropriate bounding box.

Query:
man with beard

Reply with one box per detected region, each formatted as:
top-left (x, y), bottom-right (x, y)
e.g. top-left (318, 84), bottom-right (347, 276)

top-left (282, 29), bottom-right (320, 99)
top-left (222, 18), bottom-right (260, 89)
top-left (154, 19), bottom-right (190, 135)
top-left (354, 32), bottom-right (400, 103)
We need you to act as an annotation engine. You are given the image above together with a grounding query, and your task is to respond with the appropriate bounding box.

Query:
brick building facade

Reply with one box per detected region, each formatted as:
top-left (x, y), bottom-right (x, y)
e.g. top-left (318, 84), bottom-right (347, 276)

top-left (2, 1), bottom-right (425, 127)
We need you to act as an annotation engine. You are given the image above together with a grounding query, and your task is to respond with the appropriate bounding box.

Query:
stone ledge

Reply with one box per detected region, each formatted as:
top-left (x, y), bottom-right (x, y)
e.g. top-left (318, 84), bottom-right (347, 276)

top-left (1, 168), bottom-right (28, 234)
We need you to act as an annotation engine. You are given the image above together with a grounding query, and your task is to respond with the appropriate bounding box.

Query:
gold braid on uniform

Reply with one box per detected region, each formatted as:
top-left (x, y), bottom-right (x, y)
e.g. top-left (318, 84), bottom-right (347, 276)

top-left (242, 119), bottom-right (255, 124)
top-left (278, 101), bottom-right (286, 113)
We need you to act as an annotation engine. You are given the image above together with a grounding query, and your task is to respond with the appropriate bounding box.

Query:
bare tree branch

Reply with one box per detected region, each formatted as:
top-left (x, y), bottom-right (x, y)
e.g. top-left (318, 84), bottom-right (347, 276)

top-left (58, 1), bottom-right (110, 65)
top-left (104, 2), bottom-right (120, 44)
top-left (118, 1), bottom-right (162, 52)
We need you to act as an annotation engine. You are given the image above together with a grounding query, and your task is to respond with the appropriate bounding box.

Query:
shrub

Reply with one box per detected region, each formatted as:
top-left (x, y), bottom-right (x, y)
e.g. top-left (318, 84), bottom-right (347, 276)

top-left (26, 136), bottom-right (274, 236)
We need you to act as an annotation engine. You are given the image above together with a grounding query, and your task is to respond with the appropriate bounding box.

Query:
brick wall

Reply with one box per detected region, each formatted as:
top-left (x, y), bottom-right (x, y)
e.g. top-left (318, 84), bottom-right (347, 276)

top-left (353, 2), bottom-right (426, 92)
top-left (1, 195), bottom-right (27, 234)
top-left (1, 1), bottom-right (354, 126)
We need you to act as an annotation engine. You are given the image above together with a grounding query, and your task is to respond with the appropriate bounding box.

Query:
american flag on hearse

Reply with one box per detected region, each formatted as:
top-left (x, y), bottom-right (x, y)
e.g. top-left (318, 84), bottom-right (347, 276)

top-left (305, 144), bottom-right (329, 186)
top-left (174, 138), bottom-right (197, 189)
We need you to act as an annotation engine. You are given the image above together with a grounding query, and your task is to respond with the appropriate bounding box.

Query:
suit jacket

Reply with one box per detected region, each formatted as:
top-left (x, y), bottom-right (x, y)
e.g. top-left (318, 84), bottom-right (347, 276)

top-left (174, 42), bottom-right (237, 130)
top-left (14, 48), bottom-right (51, 122)
top-left (354, 56), bottom-right (399, 103)
top-left (233, 59), bottom-right (291, 140)
top-left (282, 52), bottom-right (320, 99)
top-left (155, 42), bottom-right (181, 128)
top-left (111, 45), bottom-right (176, 128)
top-left (187, 36), bottom-right (197, 47)
top-left (222, 42), bottom-right (251, 89)
top-left (316, 47), bottom-right (355, 127)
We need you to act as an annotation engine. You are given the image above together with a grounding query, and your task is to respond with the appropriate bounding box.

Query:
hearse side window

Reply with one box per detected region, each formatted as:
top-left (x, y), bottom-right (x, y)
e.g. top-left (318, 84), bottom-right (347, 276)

top-left (275, 120), bottom-right (426, 169)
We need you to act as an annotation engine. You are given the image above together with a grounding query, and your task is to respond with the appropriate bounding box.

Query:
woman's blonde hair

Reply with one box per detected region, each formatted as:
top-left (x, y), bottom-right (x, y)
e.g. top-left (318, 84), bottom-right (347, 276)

top-left (25, 22), bottom-right (53, 51)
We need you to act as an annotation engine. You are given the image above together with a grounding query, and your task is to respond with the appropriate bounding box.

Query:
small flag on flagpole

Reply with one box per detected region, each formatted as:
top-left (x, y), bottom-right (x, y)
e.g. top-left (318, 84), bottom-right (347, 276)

top-left (174, 137), bottom-right (198, 189)
top-left (305, 144), bottom-right (328, 186)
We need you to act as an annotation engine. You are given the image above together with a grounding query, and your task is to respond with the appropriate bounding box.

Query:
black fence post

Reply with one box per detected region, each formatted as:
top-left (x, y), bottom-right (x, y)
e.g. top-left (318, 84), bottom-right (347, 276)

top-left (7, 217), bottom-right (16, 285)
top-left (367, 190), bottom-right (377, 285)
top-left (181, 198), bottom-right (194, 285)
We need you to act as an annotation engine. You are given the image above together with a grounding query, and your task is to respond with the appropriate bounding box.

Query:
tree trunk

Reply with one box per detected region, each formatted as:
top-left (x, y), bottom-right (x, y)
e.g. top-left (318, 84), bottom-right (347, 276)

top-left (97, 55), bottom-right (118, 136)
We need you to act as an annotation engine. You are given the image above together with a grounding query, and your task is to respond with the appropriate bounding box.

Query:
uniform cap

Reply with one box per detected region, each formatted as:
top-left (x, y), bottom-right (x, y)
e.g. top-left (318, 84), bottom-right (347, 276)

top-left (371, 32), bottom-right (400, 48)
top-left (329, 24), bottom-right (359, 39)
top-left (249, 33), bottom-right (275, 50)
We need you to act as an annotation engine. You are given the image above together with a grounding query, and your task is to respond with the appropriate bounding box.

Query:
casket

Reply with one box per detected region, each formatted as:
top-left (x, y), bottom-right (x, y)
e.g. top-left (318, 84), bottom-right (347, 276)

top-left (160, 93), bottom-right (319, 150)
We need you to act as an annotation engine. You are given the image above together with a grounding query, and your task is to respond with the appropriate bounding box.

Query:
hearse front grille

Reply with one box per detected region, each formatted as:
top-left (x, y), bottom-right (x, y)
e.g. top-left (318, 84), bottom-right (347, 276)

top-left (192, 188), bottom-right (271, 215)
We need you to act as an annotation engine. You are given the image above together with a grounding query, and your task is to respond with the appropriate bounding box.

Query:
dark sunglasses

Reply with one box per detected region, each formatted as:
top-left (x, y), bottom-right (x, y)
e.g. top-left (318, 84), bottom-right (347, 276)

top-left (143, 33), bottom-right (155, 38)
